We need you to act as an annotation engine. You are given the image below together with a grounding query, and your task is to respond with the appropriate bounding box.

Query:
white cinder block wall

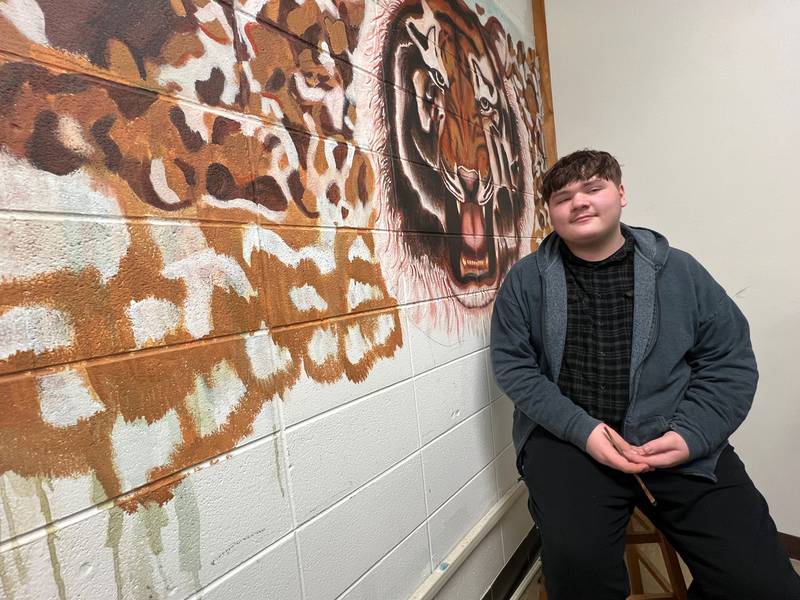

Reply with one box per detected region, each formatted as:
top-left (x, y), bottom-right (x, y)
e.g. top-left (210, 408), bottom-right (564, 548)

top-left (546, 0), bottom-right (800, 537)
top-left (187, 298), bottom-right (534, 600)
top-left (0, 276), bottom-right (532, 600)
top-left (0, 0), bottom-right (543, 598)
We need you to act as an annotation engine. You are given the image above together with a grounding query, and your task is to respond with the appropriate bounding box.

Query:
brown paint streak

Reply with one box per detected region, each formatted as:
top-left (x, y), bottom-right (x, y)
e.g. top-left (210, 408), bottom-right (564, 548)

top-left (211, 116), bottom-right (241, 144)
top-left (91, 115), bottom-right (123, 171)
top-left (169, 106), bottom-right (204, 152)
top-left (35, 0), bottom-right (192, 80)
top-left (195, 67), bottom-right (226, 106)
top-left (326, 183), bottom-right (341, 205)
top-left (0, 373), bottom-right (118, 496)
top-left (106, 85), bottom-right (158, 120)
top-left (26, 110), bottom-right (87, 175)
top-left (325, 19), bottom-right (349, 55)
top-left (332, 142), bottom-right (347, 170)
top-left (174, 157), bottom-right (197, 186)
top-left (349, 151), bottom-right (375, 207)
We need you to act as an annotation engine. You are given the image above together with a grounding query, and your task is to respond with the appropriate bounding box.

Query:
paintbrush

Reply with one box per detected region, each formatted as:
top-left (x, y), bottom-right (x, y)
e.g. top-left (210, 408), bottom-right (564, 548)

top-left (603, 426), bottom-right (657, 506)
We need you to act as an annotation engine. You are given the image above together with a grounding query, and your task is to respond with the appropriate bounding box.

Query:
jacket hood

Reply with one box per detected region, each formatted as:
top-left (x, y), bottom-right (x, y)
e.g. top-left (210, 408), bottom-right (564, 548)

top-left (535, 223), bottom-right (669, 272)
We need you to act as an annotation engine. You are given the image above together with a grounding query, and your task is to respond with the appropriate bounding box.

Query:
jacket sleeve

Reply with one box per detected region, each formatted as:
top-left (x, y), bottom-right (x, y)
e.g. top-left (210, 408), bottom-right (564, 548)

top-left (490, 280), bottom-right (601, 451)
top-left (669, 292), bottom-right (758, 460)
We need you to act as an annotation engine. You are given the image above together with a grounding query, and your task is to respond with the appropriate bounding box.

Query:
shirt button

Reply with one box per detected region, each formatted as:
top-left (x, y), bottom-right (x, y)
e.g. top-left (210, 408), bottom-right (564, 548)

top-left (600, 385), bottom-right (606, 391)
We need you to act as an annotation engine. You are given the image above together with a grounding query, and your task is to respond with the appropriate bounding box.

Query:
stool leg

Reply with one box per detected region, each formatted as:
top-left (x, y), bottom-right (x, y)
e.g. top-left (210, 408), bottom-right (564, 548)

top-left (626, 545), bottom-right (645, 594)
top-left (658, 534), bottom-right (688, 600)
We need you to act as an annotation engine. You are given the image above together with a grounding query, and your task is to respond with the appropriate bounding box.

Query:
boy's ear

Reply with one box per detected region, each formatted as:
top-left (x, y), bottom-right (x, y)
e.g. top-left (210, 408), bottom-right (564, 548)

top-left (619, 183), bottom-right (627, 207)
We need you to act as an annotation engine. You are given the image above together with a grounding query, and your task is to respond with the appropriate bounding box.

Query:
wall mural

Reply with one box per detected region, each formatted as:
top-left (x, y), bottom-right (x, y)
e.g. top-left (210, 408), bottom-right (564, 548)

top-left (0, 0), bottom-right (551, 597)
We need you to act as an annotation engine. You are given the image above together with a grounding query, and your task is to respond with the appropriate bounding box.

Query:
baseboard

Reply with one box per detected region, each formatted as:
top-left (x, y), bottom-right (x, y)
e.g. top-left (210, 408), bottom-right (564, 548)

top-left (780, 532), bottom-right (800, 560)
top-left (481, 525), bottom-right (542, 600)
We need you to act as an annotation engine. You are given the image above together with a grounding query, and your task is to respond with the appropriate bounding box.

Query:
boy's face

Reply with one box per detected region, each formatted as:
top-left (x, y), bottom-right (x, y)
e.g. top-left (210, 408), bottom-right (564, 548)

top-left (547, 176), bottom-right (627, 246)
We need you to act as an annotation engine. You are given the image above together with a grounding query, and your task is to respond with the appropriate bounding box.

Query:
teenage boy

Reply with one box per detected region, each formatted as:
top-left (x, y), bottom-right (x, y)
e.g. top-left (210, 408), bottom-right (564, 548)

top-left (490, 150), bottom-right (800, 599)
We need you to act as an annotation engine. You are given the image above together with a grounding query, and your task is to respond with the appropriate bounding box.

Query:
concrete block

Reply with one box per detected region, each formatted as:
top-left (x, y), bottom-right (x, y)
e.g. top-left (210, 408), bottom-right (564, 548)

top-left (296, 454), bottom-right (426, 600)
top-left (495, 444), bottom-right (520, 497)
top-left (500, 492), bottom-right (534, 561)
top-left (339, 523), bottom-right (432, 600)
top-left (405, 300), bottom-right (485, 377)
top-left (491, 395), bottom-right (515, 456)
top-left (415, 350), bottom-right (490, 445)
top-left (434, 527), bottom-right (503, 600)
top-left (202, 533), bottom-right (302, 600)
top-left (287, 380), bottom-right (418, 523)
top-left (422, 407), bottom-right (494, 514)
top-left (428, 463), bottom-right (498, 567)
top-left (281, 313), bottom-right (413, 427)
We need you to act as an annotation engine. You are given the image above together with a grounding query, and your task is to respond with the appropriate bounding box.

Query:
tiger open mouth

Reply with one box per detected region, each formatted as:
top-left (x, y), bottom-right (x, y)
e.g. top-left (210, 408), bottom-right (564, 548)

top-left (442, 192), bottom-right (497, 288)
top-left (441, 163), bottom-right (496, 286)
top-left (458, 201), bottom-right (490, 278)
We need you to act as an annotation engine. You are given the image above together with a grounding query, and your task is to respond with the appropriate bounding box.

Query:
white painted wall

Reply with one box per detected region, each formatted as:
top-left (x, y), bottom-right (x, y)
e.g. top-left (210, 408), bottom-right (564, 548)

top-left (545, 0), bottom-right (800, 536)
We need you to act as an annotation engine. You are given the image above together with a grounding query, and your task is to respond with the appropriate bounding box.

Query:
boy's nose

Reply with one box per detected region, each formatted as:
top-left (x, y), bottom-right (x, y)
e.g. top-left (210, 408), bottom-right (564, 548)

top-left (572, 193), bottom-right (591, 207)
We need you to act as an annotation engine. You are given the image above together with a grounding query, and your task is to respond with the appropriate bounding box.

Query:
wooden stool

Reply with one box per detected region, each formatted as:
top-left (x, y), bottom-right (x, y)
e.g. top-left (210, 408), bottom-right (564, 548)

top-left (537, 509), bottom-right (688, 600)
top-left (624, 509), bottom-right (687, 599)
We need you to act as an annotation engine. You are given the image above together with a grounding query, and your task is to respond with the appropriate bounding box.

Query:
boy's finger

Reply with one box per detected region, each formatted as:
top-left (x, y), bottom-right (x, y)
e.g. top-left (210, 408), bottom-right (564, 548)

top-left (622, 450), bottom-right (651, 464)
top-left (641, 436), bottom-right (675, 455)
top-left (621, 461), bottom-right (650, 474)
top-left (638, 452), bottom-right (676, 468)
top-left (605, 450), bottom-right (649, 473)
top-left (604, 430), bottom-right (647, 462)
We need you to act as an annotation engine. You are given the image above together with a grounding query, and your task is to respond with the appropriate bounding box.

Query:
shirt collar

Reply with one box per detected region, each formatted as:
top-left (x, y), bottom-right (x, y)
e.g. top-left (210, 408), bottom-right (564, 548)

top-left (560, 229), bottom-right (634, 268)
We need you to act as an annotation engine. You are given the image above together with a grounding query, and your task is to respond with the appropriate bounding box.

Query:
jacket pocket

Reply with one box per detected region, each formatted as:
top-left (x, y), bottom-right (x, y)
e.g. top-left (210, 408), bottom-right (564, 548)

top-left (629, 415), bottom-right (669, 444)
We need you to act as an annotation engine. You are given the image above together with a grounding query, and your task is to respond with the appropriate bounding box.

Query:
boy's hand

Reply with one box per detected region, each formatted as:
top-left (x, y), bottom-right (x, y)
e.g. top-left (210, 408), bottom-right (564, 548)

top-left (586, 424), bottom-right (651, 473)
top-left (629, 431), bottom-right (690, 468)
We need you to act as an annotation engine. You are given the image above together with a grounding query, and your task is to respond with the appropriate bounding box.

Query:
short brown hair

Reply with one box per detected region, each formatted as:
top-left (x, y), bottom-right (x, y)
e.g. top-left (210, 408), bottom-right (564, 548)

top-left (541, 150), bottom-right (622, 203)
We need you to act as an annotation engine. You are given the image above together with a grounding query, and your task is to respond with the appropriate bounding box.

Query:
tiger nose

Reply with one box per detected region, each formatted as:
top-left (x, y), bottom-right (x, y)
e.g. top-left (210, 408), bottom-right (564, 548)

top-left (457, 166), bottom-right (479, 201)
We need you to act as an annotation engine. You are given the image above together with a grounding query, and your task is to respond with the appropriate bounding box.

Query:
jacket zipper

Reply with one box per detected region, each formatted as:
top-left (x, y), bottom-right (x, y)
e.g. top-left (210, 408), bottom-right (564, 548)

top-left (539, 271), bottom-right (550, 377)
top-left (623, 267), bottom-right (662, 438)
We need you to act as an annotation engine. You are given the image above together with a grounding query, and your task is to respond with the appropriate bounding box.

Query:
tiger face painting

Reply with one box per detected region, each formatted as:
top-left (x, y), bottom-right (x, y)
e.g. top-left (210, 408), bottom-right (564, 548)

top-left (377, 0), bottom-right (532, 311)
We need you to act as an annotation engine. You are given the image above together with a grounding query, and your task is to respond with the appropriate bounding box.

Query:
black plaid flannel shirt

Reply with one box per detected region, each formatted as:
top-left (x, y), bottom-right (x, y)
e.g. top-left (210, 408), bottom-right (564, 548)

top-left (557, 231), bottom-right (635, 433)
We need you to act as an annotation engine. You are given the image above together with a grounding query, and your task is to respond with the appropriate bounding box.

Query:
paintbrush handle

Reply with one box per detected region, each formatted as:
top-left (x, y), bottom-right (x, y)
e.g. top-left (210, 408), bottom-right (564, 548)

top-left (634, 473), bottom-right (658, 506)
top-left (603, 426), bottom-right (658, 506)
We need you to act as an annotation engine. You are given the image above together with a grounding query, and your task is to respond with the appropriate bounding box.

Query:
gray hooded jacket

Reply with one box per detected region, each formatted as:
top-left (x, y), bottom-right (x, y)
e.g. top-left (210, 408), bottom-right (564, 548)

top-left (490, 224), bottom-right (758, 481)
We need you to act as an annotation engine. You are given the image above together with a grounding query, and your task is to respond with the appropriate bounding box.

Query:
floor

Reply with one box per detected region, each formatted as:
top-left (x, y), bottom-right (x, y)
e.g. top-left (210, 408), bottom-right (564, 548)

top-left (518, 554), bottom-right (800, 598)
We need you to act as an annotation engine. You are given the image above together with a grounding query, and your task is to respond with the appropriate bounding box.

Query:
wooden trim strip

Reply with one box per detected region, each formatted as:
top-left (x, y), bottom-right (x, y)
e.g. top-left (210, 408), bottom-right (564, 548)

top-left (532, 0), bottom-right (558, 166)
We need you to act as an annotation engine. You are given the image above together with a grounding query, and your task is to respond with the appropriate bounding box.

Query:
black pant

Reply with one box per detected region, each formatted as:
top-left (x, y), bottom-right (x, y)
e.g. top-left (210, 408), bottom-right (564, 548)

top-left (520, 428), bottom-right (800, 600)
